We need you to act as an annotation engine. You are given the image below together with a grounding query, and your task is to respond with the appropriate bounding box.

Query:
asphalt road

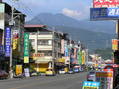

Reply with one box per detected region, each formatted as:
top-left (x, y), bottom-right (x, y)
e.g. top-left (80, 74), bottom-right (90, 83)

top-left (0, 72), bottom-right (87, 89)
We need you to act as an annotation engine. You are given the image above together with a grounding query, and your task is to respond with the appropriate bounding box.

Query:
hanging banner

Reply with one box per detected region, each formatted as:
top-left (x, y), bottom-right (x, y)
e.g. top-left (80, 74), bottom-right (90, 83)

top-left (24, 33), bottom-right (29, 63)
top-left (5, 27), bottom-right (11, 57)
top-left (93, 0), bottom-right (119, 8)
top-left (82, 81), bottom-right (100, 89)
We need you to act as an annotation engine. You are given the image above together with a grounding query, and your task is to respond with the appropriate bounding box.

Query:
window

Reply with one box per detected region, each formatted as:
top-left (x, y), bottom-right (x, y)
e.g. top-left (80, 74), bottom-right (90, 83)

top-left (30, 39), bottom-right (35, 46)
top-left (37, 40), bottom-right (52, 46)
top-left (38, 51), bottom-right (52, 56)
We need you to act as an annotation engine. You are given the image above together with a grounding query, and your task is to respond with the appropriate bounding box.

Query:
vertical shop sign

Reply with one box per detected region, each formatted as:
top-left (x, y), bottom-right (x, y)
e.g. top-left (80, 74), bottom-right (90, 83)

top-left (82, 50), bottom-right (86, 64)
top-left (65, 47), bottom-right (68, 56)
top-left (13, 30), bottom-right (19, 50)
top-left (77, 50), bottom-right (82, 64)
top-left (24, 33), bottom-right (29, 63)
top-left (112, 39), bottom-right (118, 50)
top-left (5, 27), bottom-right (11, 57)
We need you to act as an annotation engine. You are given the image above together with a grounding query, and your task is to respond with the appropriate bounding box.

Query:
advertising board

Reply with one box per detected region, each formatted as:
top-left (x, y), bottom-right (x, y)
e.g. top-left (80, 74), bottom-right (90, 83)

top-left (5, 27), bottom-right (11, 57)
top-left (112, 39), bottom-right (118, 50)
top-left (90, 8), bottom-right (119, 20)
top-left (93, 0), bottom-right (119, 8)
top-left (82, 81), bottom-right (100, 89)
top-left (16, 65), bottom-right (22, 75)
top-left (24, 33), bottom-right (29, 63)
top-left (96, 71), bottom-right (113, 89)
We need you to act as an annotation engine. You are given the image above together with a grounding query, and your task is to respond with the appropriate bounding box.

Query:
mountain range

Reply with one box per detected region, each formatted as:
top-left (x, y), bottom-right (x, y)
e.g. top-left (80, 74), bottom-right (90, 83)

top-left (26, 13), bottom-right (115, 50)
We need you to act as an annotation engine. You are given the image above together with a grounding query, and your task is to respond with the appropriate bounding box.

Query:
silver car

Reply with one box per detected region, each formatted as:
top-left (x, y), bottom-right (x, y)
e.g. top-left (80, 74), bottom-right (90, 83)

top-left (87, 71), bottom-right (96, 81)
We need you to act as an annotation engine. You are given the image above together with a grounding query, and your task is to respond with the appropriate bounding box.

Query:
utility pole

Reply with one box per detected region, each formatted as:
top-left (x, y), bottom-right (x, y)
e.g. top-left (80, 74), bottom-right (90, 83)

top-left (9, 0), bottom-right (19, 78)
top-left (114, 20), bottom-right (119, 64)
top-left (52, 31), bottom-right (55, 70)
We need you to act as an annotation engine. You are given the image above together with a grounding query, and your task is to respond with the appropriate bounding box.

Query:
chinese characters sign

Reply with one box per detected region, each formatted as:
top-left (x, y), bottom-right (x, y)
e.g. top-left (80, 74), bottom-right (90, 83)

top-left (93, 0), bottom-right (119, 8)
top-left (5, 27), bottom-right (11, 57)
top-left (112, 39), bottom-right (118, 50)
top-left (24, 33), bottom-right (29, 63)
top-left (90, 8), bottom-right (119, 20)
top-left (82, 81), bottom-right (100, 89)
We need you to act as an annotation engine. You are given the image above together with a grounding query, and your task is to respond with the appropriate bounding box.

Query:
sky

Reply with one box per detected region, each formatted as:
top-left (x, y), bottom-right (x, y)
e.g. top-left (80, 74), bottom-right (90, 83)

top-left (3, 0), bottom-right (92, 21)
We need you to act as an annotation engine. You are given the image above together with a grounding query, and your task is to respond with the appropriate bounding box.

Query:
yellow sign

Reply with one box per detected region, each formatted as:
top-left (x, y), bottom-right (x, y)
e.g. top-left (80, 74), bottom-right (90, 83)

top-left (112, 39), bottom-right (118, 50)
top-left (82, 51), bottom-right (86, 64)
top-left (13, 39), bottom-right (18, 50)
top-left (32, 53), bottom-right (44, 57)
top-left (24, 56), bottom-right (29, 63)
top-left (96, 72), bottom-right (113, 77)
top-left (16, 65), bottom-right (22, 75)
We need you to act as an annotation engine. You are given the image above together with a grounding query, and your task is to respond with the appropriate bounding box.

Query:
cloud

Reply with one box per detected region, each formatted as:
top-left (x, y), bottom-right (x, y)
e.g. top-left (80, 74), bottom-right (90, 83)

top-left (62, 8), bottom-right (83, 19)
top-left (3, 0), bottom-right (91, 20)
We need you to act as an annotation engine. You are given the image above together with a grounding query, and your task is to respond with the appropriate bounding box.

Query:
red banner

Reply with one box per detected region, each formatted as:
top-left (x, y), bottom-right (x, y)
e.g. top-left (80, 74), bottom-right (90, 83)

top-left (93, 0), bottom-right (119, 8)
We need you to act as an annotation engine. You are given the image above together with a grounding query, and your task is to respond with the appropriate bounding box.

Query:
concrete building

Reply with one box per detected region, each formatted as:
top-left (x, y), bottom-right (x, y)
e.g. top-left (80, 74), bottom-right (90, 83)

top-left (0, 2), bottom-right (25, 72)
top-left (24, 24), bottom-right (65, 73)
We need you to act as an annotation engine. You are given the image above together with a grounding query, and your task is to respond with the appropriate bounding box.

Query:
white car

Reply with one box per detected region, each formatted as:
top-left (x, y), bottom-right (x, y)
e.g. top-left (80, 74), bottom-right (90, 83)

top-left (87, 71), bottom-right (96, 81)
top-left (59, 69), bottom-right (65, 74)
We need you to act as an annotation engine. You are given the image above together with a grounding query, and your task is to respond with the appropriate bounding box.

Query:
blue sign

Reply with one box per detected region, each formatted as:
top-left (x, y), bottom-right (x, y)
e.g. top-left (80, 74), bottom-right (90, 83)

top-left (108, 8), bottom-right (119, 16)
top-left (5, 27), bottom-right (11, 57)
top-left (90, 8), bottom-right (119, 20)
top-left (83, 81), bottom-right (100, 89)
top-left (0, 45), bottom-right (3, 52)
top-left (65, 47), bottom-right (68, 56)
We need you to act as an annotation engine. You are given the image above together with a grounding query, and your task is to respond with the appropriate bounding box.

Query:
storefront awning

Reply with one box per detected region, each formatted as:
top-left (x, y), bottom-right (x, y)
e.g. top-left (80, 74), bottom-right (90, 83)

top-left (56, 58), bottom-right (65, 63)
top-left (35, 58), bottom-right (52, 63)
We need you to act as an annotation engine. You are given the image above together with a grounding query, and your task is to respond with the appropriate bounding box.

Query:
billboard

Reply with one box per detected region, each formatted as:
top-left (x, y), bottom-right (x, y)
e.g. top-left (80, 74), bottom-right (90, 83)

top-left (82, 81), bottom-right (100, 89)
top-left (96, 71), bottom-right (113, 89)
top-left (90, 8), bottom-right (119, 20)
top-left (112, 39), bottom-right (118, 50)
top-left (5, 27), bottom-right (11, 57)
top-left (93, 0), bottom-right (119, 8)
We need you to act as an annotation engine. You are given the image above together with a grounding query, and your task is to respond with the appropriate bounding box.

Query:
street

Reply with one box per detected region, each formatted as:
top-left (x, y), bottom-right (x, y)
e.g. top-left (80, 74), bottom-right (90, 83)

top-left (0, 72), bottom-right (87, 89)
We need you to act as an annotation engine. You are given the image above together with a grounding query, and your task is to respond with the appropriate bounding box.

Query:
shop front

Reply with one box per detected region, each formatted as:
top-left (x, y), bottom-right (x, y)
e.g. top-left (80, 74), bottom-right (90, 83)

top-left (55, 58), bottom-right (66, 74)
top-left (32, 57), bottom-right (52, 73)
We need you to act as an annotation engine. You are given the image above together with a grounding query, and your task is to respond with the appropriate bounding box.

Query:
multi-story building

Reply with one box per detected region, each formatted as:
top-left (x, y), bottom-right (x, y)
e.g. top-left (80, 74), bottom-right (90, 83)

top-left (24, 24), bottom-right (64, 73)
top-left (0, 1), bottom-right (25, 72)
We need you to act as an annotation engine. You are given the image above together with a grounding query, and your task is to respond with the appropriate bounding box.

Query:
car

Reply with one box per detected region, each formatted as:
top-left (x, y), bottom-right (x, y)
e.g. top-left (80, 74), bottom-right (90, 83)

top-left (87, 71), bottom-right (96, 81)
top-left (74, 65), bottom-right (80, 73)
top-left (30, 70), bottom-right (38, 77)
top-left (68, 69), bottom-right (74, 74)
top-left (45, 68), bottom-right (55, 76)
top-left (0, 70), bottom-right (9, 79)
top-left (59, 69), bottom-right (65, 74)
top-left (74, 66), bottom-right (80, 73)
